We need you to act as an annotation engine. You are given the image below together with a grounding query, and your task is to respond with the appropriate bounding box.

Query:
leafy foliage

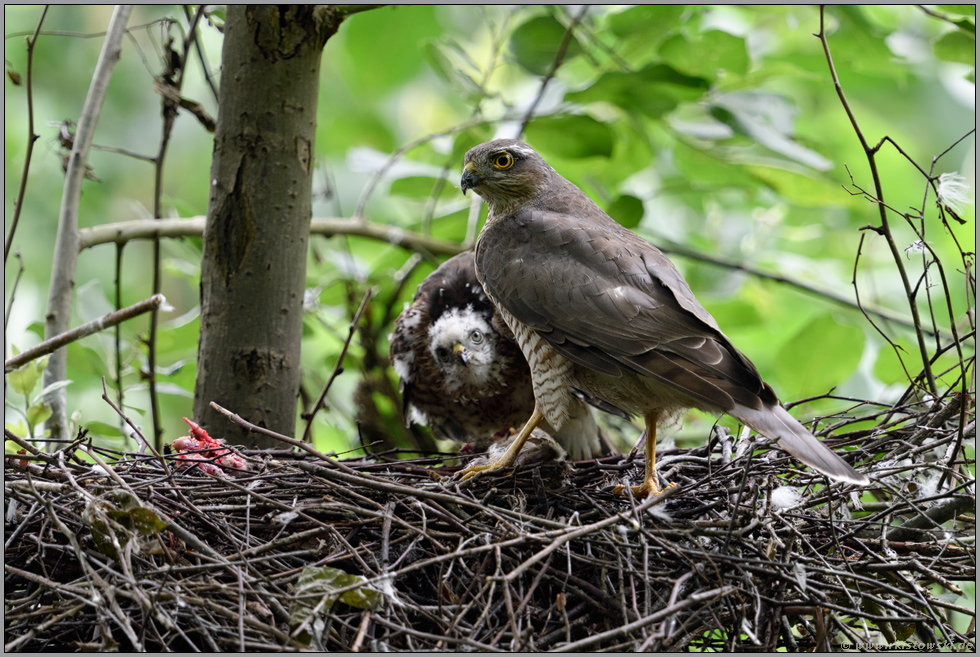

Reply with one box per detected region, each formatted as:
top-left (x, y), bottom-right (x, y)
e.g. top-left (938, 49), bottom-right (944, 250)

top-left (3, 5), bottom-right (975, 461)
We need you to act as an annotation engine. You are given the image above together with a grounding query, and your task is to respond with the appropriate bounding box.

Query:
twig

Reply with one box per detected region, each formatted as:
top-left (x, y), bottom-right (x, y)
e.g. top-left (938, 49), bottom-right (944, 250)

top-left (6, 294), bottom-right (166, 373)
top-left (817, 6), bottom-right (938, 397)
top-left (516, 6), bottom-right (589, 137)
top-left (658, 239), bottom-right (943, 338)
top-left (4, 249), bottom-right (25, 357)
top-left (5, 5), bottom-right (48, 265)
top-left (554, 586), bottom-right (738, 652)
top-left (74, 214), bottom-right (926, 337)
top-left (301, 287), bottom-right (375, 443)
top-left (113, 245), bottom-right (125, 431)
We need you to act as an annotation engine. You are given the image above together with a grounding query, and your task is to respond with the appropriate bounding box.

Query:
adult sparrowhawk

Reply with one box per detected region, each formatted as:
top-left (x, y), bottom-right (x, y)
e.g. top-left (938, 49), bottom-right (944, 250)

top-left (459, 139), bottom-right (868, 495)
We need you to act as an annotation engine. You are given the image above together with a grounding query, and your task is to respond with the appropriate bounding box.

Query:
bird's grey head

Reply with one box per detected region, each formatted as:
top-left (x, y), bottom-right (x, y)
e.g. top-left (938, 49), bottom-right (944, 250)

top-left (460, 139), bottom-right (551, 212)
top-left (427, 305), bottom-right (507, 393)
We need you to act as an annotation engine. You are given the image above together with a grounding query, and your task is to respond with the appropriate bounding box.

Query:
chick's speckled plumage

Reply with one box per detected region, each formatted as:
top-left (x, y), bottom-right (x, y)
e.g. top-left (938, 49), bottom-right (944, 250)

top-left (390, 251), bottom-right (599, 459)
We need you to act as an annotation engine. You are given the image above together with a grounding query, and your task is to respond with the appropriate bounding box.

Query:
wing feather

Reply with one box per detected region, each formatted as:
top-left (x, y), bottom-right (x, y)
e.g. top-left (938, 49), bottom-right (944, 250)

top-left (476, 204), bottom-right (775, 413)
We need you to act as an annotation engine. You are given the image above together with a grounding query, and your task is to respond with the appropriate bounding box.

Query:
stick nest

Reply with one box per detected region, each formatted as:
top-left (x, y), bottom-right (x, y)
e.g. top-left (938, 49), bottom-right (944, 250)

top-left (4, 394), bottom-right (975, 652)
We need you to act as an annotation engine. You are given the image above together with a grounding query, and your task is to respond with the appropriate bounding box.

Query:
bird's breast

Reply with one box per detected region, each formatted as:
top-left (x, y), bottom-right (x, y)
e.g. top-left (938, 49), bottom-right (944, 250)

top-left (493, 304), bottom-right (576, 430)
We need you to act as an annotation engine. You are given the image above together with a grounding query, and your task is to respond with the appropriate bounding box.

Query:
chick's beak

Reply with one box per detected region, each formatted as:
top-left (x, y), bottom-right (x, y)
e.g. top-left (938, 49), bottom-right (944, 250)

top-left (460, 161), bottom-right (481, 195)
top-left (453, 343), bottom-right (469, 365)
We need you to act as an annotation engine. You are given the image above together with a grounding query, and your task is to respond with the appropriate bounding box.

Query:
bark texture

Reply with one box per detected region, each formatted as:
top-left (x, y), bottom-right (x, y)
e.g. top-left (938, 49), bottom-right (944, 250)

top-left (194, 6), bottom-right (340, 446)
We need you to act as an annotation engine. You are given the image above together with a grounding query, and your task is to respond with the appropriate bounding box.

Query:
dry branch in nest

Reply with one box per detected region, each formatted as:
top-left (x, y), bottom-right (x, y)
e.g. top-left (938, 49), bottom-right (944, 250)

top-left (4, 391), bottom-right (975, 652)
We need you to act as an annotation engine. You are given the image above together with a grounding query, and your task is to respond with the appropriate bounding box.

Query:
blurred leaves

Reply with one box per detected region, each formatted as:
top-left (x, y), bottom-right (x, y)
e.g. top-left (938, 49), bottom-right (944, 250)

top-left (3, 4), bottom-right (974, 457)
top-left (567, 64), bottom-right (708, 119)
top-left (933, 30), bottom-right (976, 65)
top-left (510, 14), bottom-right (582, 75)
top-left (524, 114), bottom-right (613, 158)
top-left (660, 30), bottom-right (749, 79)
top-left (773, 313), bottom-right (865, 400)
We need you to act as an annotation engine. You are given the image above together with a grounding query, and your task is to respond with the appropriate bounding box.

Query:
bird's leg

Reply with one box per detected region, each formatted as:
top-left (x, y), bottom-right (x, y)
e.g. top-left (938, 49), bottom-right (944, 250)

top-left (614, 411), bottom-right (670, 497)
top-left (456, 406), bottom-right (544, 482)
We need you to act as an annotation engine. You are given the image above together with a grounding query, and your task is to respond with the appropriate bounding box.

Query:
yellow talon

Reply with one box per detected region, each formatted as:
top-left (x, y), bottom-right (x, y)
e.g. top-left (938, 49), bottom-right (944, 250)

top-left (455, 407), bottom-right (544, 483)
top-left (612, 411), bottom-right (674, 498)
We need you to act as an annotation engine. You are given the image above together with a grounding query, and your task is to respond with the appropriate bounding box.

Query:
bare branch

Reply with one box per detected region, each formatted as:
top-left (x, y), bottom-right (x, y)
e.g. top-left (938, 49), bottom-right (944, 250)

top-left (78, 215), bottom-right (467, 256)
top-left (42, 5), bottom-right (133, 441)
top-left (4, 6), bottom-right (48, 265)
top-left (817, 7), bottom-right (939, 397)
top-left (6, 294), bottom-right (167, 373)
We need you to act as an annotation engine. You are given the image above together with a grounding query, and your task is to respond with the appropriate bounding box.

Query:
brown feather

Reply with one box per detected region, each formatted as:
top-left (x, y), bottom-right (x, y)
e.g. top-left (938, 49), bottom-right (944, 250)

top-left (465, 139), bottom-right (867, 485)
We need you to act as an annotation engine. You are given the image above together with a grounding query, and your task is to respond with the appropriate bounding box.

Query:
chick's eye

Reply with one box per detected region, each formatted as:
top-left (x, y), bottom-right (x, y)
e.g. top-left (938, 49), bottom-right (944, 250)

top-left (470, 329), bottom-right (484, 344)
top-left (492, 152), bottom-right (514, 170)
top-left (435, 347), bottom-right (451, 363)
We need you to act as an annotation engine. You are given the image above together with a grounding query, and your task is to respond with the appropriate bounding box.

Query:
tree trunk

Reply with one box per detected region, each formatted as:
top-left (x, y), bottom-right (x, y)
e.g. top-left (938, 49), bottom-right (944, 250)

top-left (193, 5), bottom-right (340, 446)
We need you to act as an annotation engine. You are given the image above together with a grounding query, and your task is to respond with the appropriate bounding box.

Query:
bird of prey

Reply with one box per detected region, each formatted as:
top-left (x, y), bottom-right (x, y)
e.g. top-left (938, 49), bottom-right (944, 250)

top-left (459, 139), bottom-right (868, 495)
top-left (390, 251), bottom-right (599, 460)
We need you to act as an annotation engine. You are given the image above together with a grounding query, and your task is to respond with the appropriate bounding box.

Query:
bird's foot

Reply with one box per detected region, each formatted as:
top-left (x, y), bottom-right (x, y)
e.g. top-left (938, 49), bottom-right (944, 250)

top-left (613, 479), bottom-right (675, 498)
top-left (455, 453), bottom-right (516, 482)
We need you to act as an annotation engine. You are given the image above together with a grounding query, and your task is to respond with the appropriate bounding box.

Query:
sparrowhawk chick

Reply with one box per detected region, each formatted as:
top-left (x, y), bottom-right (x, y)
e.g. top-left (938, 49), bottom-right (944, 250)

top-left (390, 251), bottom-right (600, 460)
top-left (459, 139), bottom-right (868, 495)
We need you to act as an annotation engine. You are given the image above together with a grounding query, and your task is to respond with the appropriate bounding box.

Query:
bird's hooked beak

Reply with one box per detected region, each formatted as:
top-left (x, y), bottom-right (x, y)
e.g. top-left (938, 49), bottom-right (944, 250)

top-left (460, 161), bottom-right (481, 195)
top-left (453, 343), bottom-right (470, 365)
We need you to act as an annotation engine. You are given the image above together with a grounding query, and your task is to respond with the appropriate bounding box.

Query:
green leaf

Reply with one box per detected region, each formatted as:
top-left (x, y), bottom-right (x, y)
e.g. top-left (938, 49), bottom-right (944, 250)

top-left (606, 195), bottom-right (644, 229)
top-left (84, 421), bottom-right (125, 439)
top-left (672, 145), bottom-right (759, 189)
top-left (421, 39), bottom-right (454, 83)
top-left (129, 507), bottom-right (169, 535)
top-left (35, 379), bottom-right (73, 401)
top-left (709, 93), bottom-right (832, 171)
top-left (510, 15), bottom-right (582, 76)
top-left (339, 5), bottom-right (444, 93)
top-left (289, 566), bottom-right (381, 640)
top-left (660, 31), bottom-right (749, 79)
top-left (524, 114), bottom-right (614, 159)
top-left (567, 64), bottom-right (709, 118)
top-left (746, 166), bottom-right (849, 208)
top-left (26, 401), bottom-right (52, 428)
top-left (608, 5), bottom-right (685, 39)
top-left (937, 5), bottom-right (975, 17)
top-left (934, 30), bottom-right (976, 65)
top-left (7, 357), bottom-right (48, 396)
top-left (772, 313), bottom-right (864, 400)
top-left (606, 5), bottom-right (685, 65)
top-left (390, 175), bottom-right (452, 199)
top-left (5, 421), bottom-right (29, 443)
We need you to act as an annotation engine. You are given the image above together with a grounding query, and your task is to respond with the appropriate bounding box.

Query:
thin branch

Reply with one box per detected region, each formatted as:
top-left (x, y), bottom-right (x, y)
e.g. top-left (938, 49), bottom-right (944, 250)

top-left (657, 240), bottom-right (946, 338)
top-left (182, 5), bottom-right (218, 101)
top-left (5, 6), bottom-right (48, 265)
top-left (78, 215), bottom-right (467, 255)
top-left (42, 4), bottom-right (133, 441)
top-left (6, 294), bottom-right (167, 373)
top-left (75, 214), bottom-right (935, 337)
top-left (146, 8), bottom-right (204, 450)
top-left (5, 250), bottom-right (25, 351)
top-left (516, 6), bottom-right (588, 137)
top-left (916, 4), bottom-right (976, 29)
top-left (113, 244), bottom-right (125, 433)
top-left (301, 287), bottom-right (375, 443)
top-left (352, 115), bottom-right (491, 219)
top-left (817, 6), bottom-right (938, 397)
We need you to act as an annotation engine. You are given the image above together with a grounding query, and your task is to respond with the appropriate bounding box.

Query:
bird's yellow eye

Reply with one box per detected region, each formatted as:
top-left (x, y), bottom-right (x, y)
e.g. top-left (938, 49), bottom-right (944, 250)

top-left (491, 152), bottom-right (514, 170)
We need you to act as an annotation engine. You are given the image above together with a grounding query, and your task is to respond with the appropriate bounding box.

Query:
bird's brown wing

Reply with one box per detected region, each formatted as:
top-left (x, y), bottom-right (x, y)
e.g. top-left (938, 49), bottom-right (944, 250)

top-left (476, 207), bottom-right (776, 414)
